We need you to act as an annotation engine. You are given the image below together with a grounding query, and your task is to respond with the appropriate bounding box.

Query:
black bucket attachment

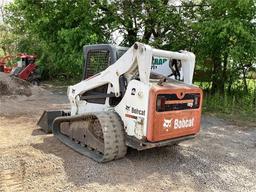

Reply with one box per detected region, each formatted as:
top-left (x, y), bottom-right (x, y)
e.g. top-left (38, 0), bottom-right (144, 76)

top-left (37, 110), bottom-right (70, 133)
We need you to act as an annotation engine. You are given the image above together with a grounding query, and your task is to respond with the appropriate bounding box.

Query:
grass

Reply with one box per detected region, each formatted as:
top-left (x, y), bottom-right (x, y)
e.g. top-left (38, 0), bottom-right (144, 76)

top-left (197, 79), bottom-right (256, 126)
top-left (203, 92), bottom-right (256, 125)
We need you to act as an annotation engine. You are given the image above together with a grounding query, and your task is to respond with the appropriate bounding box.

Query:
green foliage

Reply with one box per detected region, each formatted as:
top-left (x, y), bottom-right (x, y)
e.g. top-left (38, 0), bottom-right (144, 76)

top-left (0, 23), bottom-right (18, 56)
top-left (203, 79), bottom-right (256, 122)
top-left (4, 0), bottom-right (107, 79)
top-left (192, 0), bottom-right (256, 93)
top-left (92, 0), bottom-right (186, 48)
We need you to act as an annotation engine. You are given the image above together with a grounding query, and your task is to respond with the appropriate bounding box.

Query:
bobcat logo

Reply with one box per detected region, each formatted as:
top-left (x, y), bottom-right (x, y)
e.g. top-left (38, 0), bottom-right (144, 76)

top-left (125, 105), bottom-right (130, 111)
top-left (163, 118), bottom-right (173, 128)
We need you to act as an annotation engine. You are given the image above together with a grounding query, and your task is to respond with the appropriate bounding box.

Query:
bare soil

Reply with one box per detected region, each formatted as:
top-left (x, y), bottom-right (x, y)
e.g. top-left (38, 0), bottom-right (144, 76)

top-left (0, 79), bottom-right (255, 192)
top-left (0, 73), bottom-right (34, 97)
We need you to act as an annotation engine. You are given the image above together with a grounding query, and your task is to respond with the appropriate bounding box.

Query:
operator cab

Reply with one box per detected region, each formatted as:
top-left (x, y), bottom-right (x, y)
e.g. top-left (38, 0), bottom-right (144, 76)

top-left (11, 54), bottom-right (36, 76)
top-left (81, 44), bottom-right (128, 105)
top-left (83, 44), bottom-right (128, 79)
top-left (22, 56), bottom-right (35, 67)
top-left (83, 44), bottom-right (183, 82)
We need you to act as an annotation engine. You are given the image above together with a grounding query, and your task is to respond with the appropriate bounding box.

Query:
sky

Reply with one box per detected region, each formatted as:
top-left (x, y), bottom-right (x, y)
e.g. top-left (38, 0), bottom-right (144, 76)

top-left (0, 0), bottom-right (12, 22)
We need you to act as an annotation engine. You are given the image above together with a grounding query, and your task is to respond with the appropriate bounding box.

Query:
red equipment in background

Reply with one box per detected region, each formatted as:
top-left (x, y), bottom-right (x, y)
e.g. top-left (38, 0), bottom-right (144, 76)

top-left (0, 53), bottom-right (41, 85)
top-left (0, 55), bottom-right (13, 73)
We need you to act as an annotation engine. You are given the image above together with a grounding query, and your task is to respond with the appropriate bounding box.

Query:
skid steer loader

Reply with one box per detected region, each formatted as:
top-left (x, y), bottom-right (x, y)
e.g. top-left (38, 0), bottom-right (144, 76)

top-left (37, 42), bottom-right (203, 162)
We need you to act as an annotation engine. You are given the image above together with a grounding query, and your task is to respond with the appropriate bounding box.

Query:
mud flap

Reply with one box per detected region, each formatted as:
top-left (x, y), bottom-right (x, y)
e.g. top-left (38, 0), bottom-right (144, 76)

top-left (37, 110), bottom-right (70, 133)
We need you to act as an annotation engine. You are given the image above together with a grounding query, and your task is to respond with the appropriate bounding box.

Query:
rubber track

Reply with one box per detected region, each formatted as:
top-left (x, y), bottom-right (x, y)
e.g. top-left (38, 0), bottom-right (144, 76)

top-left (52, 112), bottom-right (127, 163)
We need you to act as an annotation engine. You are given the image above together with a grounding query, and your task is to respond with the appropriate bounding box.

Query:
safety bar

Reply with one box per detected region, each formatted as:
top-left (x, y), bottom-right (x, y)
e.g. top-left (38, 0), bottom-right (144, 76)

top-left (152, 48), bottom-right (193, 61)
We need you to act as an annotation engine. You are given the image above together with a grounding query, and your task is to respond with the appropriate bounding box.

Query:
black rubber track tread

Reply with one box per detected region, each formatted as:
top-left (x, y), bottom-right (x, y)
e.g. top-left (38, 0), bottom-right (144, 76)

top-left (52, 112), bottom-right (127, 163)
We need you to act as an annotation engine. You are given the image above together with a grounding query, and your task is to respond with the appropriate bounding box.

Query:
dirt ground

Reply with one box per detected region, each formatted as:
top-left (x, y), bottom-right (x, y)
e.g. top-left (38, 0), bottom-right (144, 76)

top-left (0, 83), bottom-right (255, 192)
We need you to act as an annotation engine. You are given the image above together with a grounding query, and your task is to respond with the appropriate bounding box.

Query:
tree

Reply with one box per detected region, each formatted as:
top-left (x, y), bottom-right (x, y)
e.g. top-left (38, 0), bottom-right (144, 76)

top-left (193, 0), bottom-right (256, 93)
top-left (5, 0), bottom-right (107, 79)
top-left (0, 23), bottom-right (17, 56)
top-left (92, 0), bottom-right (187, 48)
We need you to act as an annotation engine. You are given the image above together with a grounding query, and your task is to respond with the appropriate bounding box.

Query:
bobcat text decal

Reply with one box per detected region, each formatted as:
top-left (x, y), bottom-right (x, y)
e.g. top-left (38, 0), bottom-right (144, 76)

top-left (125, 105), bottom-right (145, 116)
top-left (163, 118), bottom-right (194, 129)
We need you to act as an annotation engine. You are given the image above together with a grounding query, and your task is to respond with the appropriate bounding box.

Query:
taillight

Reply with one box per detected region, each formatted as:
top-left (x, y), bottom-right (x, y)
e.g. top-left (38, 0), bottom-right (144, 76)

top-left (194, 95), bottom-right (200, 107)
top-left (156, 96), bottom-right (166, 111)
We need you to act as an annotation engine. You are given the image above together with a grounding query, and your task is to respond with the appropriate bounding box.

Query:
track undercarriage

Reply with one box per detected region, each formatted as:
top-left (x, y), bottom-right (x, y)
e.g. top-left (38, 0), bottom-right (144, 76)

top-left (52, 112), bottom-right (127, 162)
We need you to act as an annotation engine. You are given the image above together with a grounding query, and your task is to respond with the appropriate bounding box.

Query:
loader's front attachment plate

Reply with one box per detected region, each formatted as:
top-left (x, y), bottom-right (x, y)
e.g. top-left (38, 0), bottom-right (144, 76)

top-left (37, 110), bottom-right (70, 133)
